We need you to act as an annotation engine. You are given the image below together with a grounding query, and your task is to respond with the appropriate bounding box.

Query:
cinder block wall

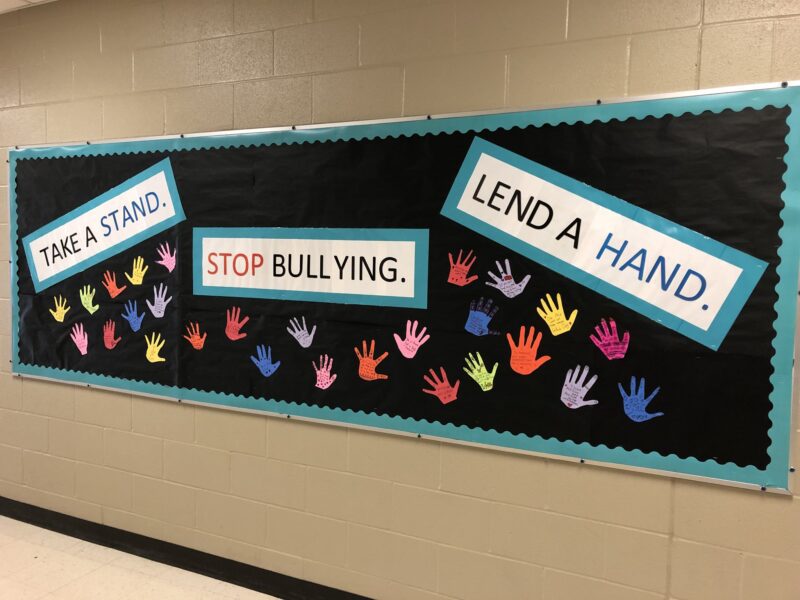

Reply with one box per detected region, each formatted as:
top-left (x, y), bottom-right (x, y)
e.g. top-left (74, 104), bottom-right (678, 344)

top-left (0, 1), bottom-right (799, 598)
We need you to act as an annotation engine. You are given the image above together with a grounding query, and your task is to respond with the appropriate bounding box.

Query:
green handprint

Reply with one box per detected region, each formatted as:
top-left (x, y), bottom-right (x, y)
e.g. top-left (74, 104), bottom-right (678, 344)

top-left (79, 285), bottom-right (99, 315)
top-left (463, 351), bottom-right (498, 392)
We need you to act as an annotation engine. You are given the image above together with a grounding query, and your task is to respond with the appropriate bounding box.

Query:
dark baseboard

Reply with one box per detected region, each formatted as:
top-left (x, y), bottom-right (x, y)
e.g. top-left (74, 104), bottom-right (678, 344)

top-left (0, 495), bottom-right (369, 600)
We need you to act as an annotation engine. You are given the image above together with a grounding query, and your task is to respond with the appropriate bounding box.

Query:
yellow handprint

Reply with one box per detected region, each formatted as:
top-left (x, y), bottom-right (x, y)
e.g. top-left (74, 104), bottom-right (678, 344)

top-left (125, 256), bottom-right (149, 285)
top-left (79, 285), bottom-right (99, 315)
top-left (144, 332), bottom-right (166, 363)
top-left (49, 295), bottom-right (70, 322)
top-left (536, 292), bottom-right (577, 336)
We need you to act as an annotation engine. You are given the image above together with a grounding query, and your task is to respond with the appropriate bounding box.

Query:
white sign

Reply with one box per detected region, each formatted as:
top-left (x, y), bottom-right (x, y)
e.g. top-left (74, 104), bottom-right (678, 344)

top-left (23, 159), bottom-right (185, 291)
top-left (194, 228), bottom-right (428, 308)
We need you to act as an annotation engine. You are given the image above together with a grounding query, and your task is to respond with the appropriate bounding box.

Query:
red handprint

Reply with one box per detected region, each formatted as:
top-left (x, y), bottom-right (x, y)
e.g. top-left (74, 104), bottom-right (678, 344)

top-left (506, 325), bottom-right (551, 375)
top-left (225, 306), bottom-right (249, 341)
top-left (447, 249), bottom-right (478, 286)
top-left (183, 322), bottom-right (207, 350)
top-left (353, 339), bottom-right (389, 381)
top-left (103, 320), bottom-right (121, 350)
top-left (102, 270), bottom-right (127, 298)
top-left (422, 367), bottom-right (460, 404)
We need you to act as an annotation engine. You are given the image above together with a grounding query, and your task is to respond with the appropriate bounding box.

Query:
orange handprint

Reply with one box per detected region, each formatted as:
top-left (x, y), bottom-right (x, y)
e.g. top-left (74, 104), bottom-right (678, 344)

top-left (183, 322), bottom-right (207, 350)
top-left (506, 325), bottom-right (551, 375)
top-left (353, 339), bottom-right (389, 381)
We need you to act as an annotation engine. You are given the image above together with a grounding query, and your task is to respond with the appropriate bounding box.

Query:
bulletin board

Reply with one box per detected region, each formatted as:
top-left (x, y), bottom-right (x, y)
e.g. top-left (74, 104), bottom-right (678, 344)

top-left (9, 84), bottom-right (800, 490)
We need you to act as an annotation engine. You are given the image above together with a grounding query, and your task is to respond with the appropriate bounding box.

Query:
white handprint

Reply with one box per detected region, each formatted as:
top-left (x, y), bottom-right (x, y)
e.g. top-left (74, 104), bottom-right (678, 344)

top-left (486, 259), bottom-right (530, 298)
top-left (287, 316), bottom-right (316, 348)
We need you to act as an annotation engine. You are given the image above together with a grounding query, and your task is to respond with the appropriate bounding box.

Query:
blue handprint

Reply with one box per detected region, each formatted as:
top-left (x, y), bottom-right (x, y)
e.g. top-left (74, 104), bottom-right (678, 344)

top-left (121, 300), bottom-right (145, 333)
top-left (464, 297), bottom-right (500, 336)
top-left (618, 376), bottom-right (664, 422)
top-left (250, 344), bottom-right (281, 378)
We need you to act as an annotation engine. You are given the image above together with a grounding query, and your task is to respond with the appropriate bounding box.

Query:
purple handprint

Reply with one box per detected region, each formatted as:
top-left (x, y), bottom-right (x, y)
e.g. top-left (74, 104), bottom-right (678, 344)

top-left (146, 283), bottom-right (173, 318)
top-left (155, 242), bottom-right (176, 273)
top-left (287, 316), bottom-right (316, 348)
top-left (590, 318), bottom-right (630, 360)
top-left (464, 297), bottom-right (500, 336)
top-left (70, 323), bottom-right (88, 356)
top-left (619, 376), bottom-right (664, 422)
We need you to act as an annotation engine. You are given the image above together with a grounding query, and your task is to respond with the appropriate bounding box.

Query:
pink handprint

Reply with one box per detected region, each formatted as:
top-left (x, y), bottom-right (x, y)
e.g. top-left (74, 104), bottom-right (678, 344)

top-left (393, 319), bottom-right (430, 359)
top-left (70, 323), bottom-right (88, 355)
top-left (312, 354), bottom-right (337, 390)
top-left (590, 318), bottom-right (630, 360)
top-left (155, 242), bottom-right (176, 273)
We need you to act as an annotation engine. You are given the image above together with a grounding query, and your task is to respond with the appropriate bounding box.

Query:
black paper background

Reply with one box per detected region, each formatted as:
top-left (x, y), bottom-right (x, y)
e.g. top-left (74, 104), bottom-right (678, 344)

top-left (14, 106), bottom-right (787, 469)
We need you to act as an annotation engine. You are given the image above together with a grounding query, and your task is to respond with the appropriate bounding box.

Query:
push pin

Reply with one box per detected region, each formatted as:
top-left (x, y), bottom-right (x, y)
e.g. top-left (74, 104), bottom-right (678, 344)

top-left (782, 81), bottom-right (789, 88)
top-left (596, 99), bottom-right (602, 105)
top-left (760, 486), bottom-right (767, 492)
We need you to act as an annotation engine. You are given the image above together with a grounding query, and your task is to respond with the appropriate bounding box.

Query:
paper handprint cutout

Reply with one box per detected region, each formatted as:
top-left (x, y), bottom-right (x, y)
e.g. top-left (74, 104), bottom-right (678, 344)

top-left (49, 295), bottom-right (70, 322)
top-left (486, 259), bottom-right (530, 298)
top-left (225, 306), bottom-right (249, 341)
top-left (102, 271), bottom-right (127, 298)
top-left (354, 339), bottom-right (389, 381)
top-left (79, 285), bottom-right (99, 315)
top-left (619, 376), bottom-right (664, 422)
top-left (146, 283), bottom-right (172, 318)
top-left (313, 354), bottom-right (337, 390)
top-left (125, 256), bottom-right (148, 285)
top-left (590, 318), bottom-right (630, 360)
top-left (183, 322), bottom-right (207, 350)
top-left (463, 352), bottom-right (497, 392)
top-left (422, 367), bottom-right (460, 404)
top-left (447, 249), bottom-right (478, 286)
top-left (536, 292), bottom-right (577, 336)
top-left (251, 344), bottom-right (280, 378)
top-left (144, 332), bottom-right (166, 363)
top-left (70, 323), bottom-right (88, 355)
top-left (393, 319), bottom-right (430, 358)
top-left (561, 365), bottom-right (599, 409)
top-left (506, 325), bottom-right (550, 375)
top-left (465, 297), bottom-right (500, 336)
top-left (103, 320), bottom-right (121, 350)
top-left (287, 316), bottom-right (316, 348)
top-left (155, 242), bottom-right (176, 273)
top-left (121, 300), bottom-right (145, 332)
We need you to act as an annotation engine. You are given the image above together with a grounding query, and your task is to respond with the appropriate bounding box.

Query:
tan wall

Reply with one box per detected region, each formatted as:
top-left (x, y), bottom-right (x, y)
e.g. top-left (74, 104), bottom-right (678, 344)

top-left (1, 0), bottom-right (799, 598)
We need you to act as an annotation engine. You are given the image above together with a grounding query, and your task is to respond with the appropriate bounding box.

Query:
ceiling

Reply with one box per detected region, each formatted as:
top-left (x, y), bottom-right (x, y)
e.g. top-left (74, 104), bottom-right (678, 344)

top-left (0, 0), bottom-right (57, 16)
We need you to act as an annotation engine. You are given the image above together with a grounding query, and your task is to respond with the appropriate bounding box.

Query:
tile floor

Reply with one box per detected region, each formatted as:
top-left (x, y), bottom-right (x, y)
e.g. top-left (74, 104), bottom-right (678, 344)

top-left (0, 516), bottom-right (278, 599)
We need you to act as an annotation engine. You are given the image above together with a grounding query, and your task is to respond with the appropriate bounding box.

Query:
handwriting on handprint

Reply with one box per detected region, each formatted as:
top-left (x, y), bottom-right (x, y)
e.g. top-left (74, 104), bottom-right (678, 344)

top-left (463, 351), bottom-right (497, 392)
top-left (561, 365), bottom-right (599, 409)
top-left (125, 256), bottom-right (148, 285)
top-left (464, 297), bottom-right (500, 336)
top-left (313, 354), bottom-right (337, 390)
top-left (49, 295), bottom-right (70, 323)
top-left (447, 249), bottom-right (478, 286)
top-left (536, 292), bottom-right (577, 336)
top-left (251, 344), bottom-right (280, 378)
top-left (146, 283), bottom-right (172, 318)
top-left (590, 318), bottom-right (629, 360)
top-left (144, 332), bottom-right (166, 363)
top-left (393, 319), bottom-right (430, 359)
top-left (183, 322), bottom-right (207, 350)
top-left (102, 270), bottom-right (127, 298)
top-left (155, 242), bottom-right (176, 273)
top-left (287, 316), bottom-right (316, 348)
top-left (103, 319), bottom-right (121, 350)
top-left (486, 259), bottom-right (530, 298)
top-left (422, 367), bottom-right (460, 404)
top-left (506, 325), bottom-right (550, 375)
top-left (70, 323), bottom-right (88, 356)
top-left (618, 376), bottom-right (664, 422)
top-left (121, 300), bottom-right (145, 332)
top-left (79, 285), bottom-right (99, 315)
top-left (354, 339), bottom-right (389, 381)
top-left (225, 306), bottom-right (249, 341)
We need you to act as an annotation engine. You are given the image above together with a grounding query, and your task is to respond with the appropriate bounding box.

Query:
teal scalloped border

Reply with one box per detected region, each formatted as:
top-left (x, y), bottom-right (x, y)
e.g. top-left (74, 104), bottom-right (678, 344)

top-left (10, 86), bottom-right (799, 490)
